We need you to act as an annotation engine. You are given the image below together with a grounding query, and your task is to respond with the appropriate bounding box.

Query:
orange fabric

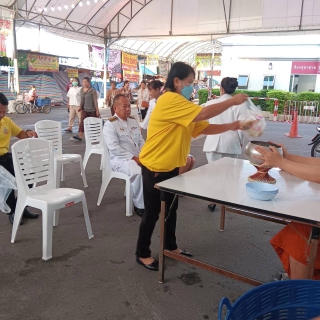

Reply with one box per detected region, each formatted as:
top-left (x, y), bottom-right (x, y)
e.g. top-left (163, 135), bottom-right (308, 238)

top-left (270, 222), bottom-right (320, 280)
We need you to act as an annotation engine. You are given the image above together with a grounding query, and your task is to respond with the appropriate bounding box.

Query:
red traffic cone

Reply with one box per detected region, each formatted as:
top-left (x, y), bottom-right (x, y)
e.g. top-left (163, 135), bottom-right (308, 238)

top-left (285, 111), bottom-right (302, 138)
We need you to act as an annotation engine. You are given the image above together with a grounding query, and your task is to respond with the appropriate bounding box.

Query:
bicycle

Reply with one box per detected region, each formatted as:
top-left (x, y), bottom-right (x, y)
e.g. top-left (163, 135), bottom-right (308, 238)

top-left (14, 92), bottom-right (51, 114)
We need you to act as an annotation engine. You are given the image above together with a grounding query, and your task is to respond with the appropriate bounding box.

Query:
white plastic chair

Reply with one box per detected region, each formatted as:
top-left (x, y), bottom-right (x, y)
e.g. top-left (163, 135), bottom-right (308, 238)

top-left (35, 120), bottom-right (88, 189)
top-left (11, 139), bottom-right (94, 261)
top-left (83, 117), bottom-right (104, 172)
top-left (97, 146), bottom-right (133, 217)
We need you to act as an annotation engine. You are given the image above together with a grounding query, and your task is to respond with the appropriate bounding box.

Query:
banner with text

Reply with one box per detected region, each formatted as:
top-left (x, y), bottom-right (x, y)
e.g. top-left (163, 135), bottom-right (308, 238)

top-left (123, 70), bottom-right (139, 82)
top-left (291, 61), bottom-right (320, 75)
top-left (195, 53), bottom-right (212, 69)
top-left (159, 61), bottom-right (169, 77)
top-left (122, 52), bottom-right (138, 71)
top-left (67, 68), bottom-right (78, 78)
top-left (89, 45), bottom-right (104, 70)
top-left (147, 54), bottom-right (159, 66)
top-left (0, 8), bottom-right (14, 57)
top-left (28, 53), bottom-right (59, 72)
top-left (107, 49), bottom-right (122, 78)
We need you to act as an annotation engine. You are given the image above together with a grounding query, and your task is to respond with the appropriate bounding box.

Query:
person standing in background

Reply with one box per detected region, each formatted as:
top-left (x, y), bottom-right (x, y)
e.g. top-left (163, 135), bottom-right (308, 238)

top-left (137, 81), bottom-right (149, 120)
top-left (203, 77), bottom-right (246, 212)
top-left (140, 80), bottom-right (163, 130)
top-left (73, 77), bottom-right (100, 141)
top-left (106, 81), bottom-right (119, 116)
top-left (28, 85), bottom-right (36, 105)
top-left (65, 77), bottom-right (81, 133)
top-left (119, 80), bottom-right (132, 102)
top-left (66, 78), bottom-right (73, 93)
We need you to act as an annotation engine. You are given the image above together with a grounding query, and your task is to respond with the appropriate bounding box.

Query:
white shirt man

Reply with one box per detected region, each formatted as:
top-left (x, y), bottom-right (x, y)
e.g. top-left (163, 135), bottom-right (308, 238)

top-left (103, 94), bottom-right (145, 216)
top-left (203, 93), bottom-right (246, 162)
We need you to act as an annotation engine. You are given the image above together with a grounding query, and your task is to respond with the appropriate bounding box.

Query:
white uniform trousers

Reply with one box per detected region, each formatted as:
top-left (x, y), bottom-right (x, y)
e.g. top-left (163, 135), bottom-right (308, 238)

top-left (206, 152), bottom-right (238, 163)
top-left (112, 160), bottom-right (144, 209)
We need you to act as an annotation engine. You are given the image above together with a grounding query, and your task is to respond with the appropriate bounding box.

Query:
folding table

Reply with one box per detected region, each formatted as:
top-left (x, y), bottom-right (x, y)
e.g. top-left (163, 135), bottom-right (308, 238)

top-left (156, 158), bottom-right (320, 285)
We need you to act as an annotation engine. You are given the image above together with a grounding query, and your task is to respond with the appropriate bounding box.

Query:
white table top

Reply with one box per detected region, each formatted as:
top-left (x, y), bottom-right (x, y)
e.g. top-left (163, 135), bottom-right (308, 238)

top-left (156, 158), bottom-right (320, 226)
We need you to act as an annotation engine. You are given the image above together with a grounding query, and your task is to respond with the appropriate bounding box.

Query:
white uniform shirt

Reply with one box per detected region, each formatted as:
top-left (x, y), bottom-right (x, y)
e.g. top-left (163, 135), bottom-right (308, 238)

top-left (103, 114), bottom-right (145, 166)
top-left (203, 94), bottom-right (246, 155)
top-left (67, 86), bottom-right (81, 106)
top-left (140, 98), bottom-right (156, 130)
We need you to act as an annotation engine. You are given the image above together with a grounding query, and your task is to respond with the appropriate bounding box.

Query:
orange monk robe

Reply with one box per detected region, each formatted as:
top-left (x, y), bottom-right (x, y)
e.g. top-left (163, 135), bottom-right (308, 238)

top-left (270, 222), bottom-right (320, 280)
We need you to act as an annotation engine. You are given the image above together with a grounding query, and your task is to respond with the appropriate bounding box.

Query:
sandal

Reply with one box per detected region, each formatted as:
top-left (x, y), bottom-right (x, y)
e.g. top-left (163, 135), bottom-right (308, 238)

top-left (65, 129), bottom-right (72, 133)
top-left (73, 135), bottom-right (82, 141)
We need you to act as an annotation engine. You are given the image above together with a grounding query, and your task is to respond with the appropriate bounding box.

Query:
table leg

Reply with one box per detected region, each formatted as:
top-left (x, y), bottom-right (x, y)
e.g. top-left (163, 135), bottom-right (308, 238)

top-left (158, 191), bottom-right (166, 284)
top-left (220, 205), bottom-right (226, 232)
top-left (307, 226), bottom-right (320, 279)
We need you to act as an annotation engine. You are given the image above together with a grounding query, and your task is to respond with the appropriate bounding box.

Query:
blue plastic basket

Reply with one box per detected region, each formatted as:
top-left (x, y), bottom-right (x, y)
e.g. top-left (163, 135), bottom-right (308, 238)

top-left (36, 98), bottom-right (51, 107)
top-left (218, 280), bottom-right (320, 320)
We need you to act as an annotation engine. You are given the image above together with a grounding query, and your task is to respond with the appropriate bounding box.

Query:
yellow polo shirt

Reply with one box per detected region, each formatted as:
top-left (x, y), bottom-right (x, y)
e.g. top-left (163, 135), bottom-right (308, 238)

top-left (0, 117), bottom-right (22, 155)
top-left (140, 92), bottom-right (209, 172)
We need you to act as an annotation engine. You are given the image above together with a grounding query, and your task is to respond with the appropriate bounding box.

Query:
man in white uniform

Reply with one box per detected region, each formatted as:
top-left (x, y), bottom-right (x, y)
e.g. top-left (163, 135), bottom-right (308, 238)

top-left (103, 94), bottom-right (145, 217)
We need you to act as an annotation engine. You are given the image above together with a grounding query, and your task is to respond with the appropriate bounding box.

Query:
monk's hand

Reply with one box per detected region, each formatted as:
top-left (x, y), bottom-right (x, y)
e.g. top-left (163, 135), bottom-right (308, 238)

top-left (254, 145), bottom-right (283, 168)
top-left (268, 141), bottom-right (289, 159)
top-left (231, 94), bottom-right (248, 105)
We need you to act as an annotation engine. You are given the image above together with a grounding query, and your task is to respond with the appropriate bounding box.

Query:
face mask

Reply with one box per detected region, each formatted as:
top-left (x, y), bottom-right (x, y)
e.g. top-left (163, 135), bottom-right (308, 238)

top-left (181, 84), bottom-right (194, 100)
top-left (72, 82), bottom-right (78, 86)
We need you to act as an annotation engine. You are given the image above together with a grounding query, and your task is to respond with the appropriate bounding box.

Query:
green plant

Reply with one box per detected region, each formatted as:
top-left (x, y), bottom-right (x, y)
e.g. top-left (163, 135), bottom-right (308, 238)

top-left (296, 92), bottom-right (320, 101)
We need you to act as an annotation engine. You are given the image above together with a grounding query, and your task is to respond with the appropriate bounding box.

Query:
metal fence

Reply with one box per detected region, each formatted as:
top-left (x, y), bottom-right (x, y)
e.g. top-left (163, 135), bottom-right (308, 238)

top-left (283, 100), bottom-right (320, 124)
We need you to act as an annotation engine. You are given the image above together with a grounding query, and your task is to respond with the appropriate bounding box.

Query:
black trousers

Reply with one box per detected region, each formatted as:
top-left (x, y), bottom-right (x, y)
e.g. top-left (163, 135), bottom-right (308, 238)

top-left (0, 153), bottom-right (16, 214)
top-left (136, 165), bottom-right (179, 258)
top-left (141, 109), bottom-right (147, 120)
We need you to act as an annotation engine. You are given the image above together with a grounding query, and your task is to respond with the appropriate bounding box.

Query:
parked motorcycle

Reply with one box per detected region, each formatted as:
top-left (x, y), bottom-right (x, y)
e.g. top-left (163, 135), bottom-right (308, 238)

top-left (309, 126), bottom-right (320, 157)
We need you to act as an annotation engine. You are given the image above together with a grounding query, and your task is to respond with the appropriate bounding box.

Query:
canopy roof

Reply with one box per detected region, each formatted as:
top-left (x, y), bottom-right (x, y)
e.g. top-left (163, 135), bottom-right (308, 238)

top-left (2, 0), bottom-right (320, 63)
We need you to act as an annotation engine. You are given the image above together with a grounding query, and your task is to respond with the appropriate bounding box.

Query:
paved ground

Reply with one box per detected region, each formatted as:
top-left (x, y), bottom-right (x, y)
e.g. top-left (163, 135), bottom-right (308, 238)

top-left (0, 106), bottom-right (316, 320)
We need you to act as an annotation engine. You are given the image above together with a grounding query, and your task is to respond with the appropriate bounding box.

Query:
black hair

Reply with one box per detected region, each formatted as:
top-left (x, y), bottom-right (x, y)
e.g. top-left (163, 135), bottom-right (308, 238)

top-left (113, 94), bottom-right (129, 106)
top-left (73, 77), bottom-right (80, 85)
top-left (141, 80), bottom-right (146, 85)
top-left (148, 80), bottom-right (164, 90)
top-left (82, 77), bottom-right (92, 87)
top-left (220, 77), bottom-right (238, 94)
top-left (31, 85), bottom-right (35, 89)
top-left (110, 81), bottom-right (116, 86)
top-left (164, 62), bottom-right (195, 92)
top-left (123, 80), bottom-right (129, 86)
top-left (0, 93), bottom-right (8, 106)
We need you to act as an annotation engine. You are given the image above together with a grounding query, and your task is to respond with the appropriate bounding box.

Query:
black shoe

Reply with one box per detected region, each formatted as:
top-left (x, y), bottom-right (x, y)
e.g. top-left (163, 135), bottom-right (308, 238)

top-left (134, 206), bottom-right (144, 217)
top-left (23, 209), bottom-right (39, 219)
top-left (9, 213), bottom-right (24, 225)
top-left (208, 204), bottom-right (216, 212)
top-left (180, 250), bottom-right (193, 257)
top-left (136, 257), bottom-right (159, 271)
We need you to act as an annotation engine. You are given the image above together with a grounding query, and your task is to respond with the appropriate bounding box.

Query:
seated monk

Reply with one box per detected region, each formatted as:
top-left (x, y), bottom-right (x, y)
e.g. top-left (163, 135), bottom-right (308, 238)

top-left (255, 143), bottom-right (320, 280)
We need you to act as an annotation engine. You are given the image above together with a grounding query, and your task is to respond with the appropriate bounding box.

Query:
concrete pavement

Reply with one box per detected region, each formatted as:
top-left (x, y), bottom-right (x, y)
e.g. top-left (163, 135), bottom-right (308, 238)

top-left (0, 106), bottom-right (316, 320)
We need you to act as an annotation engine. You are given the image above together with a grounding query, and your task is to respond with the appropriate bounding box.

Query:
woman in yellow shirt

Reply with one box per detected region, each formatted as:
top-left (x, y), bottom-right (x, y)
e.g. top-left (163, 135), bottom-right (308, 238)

top-left (136, 62), bottom-right (248, 271)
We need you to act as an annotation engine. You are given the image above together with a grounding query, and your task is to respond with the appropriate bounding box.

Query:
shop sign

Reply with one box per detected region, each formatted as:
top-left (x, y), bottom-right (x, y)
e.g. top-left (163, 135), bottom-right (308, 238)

top-left (28, 53), bottom-right (59, 72)
top-left (195, 53), bottom-right (212, 70)
top-left (123, 70), bottom-right (139, 82)
top-left (122, 52), bottom-right (138, 71)
top-left (147, 54), bottom-right (158, 66)
top-left (67, 68), bottom-right (78, 78)
top-left (291, 61), bottom-right (320, 75)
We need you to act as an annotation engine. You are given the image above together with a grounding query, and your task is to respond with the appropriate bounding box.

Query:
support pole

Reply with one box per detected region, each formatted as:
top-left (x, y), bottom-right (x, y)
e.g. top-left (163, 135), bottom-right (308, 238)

top-left (104, 37), bottom-right (110, 106)
top-left (12, 12), bottom-right (19, 94)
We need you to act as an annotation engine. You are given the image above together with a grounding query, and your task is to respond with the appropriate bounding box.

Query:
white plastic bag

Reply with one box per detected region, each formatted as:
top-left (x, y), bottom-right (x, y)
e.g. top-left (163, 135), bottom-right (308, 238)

top-left (242, 99), bottom-right (266, 139)
top-left (0, 165), bottom-right (17, 213)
